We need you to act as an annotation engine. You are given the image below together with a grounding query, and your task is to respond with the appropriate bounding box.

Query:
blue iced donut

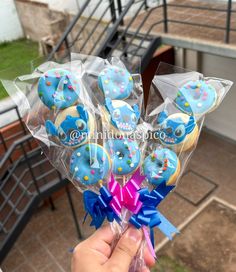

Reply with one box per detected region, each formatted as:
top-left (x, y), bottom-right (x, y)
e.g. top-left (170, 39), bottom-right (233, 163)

top-left (106, 137), bottom-right (141, 175)
top-left (143, 148), bottom-right (180, 186)
top-left (70, 144), bottom-right (111, 185)
top-left (175, 80), bottom-right (217, 115)
top-left (104, 98), bottom-right (140, 134)
top-left (98, 66), bottom-right (133, 100)
top-left (38, 68), bottom-right (80, 110)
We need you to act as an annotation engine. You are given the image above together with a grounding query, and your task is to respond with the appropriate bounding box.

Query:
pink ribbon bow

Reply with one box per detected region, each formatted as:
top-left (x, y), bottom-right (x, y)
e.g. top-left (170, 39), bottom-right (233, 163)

top-left (108, 169), bottom-right (145, 216)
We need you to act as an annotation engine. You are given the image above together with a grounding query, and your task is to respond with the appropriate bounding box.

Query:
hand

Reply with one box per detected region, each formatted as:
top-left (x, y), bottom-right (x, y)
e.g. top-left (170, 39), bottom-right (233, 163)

top-left (72, 225), bottom-right (155, 272)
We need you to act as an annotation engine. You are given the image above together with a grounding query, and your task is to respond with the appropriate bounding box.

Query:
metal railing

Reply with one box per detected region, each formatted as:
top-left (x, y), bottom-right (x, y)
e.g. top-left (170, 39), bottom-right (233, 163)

top-left (48, 0), bottom-right (235, 68)
top-left (48, 0), bottom-right (162, 71)
top-left (0, 135), bottom-right (82, 263)
top-left (165, 0), bottom-right (235, 44)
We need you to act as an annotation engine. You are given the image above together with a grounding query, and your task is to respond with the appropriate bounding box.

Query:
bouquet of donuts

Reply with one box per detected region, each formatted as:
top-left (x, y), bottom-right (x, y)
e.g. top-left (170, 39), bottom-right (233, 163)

top-left (1, 56), bottom-right (232, 271)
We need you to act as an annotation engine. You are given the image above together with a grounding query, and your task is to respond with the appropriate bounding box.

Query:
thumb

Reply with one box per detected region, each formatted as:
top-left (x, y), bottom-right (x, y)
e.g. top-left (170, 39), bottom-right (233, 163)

top-left (105, 227), bottom-right (142, 271)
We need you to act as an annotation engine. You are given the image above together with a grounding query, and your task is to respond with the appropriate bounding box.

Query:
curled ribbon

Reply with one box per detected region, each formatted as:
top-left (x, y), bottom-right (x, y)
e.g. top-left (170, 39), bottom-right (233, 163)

top-left (108, 169), bottom-right (146, 215)
top-left (83, 186), bottom-right (120, 229)
top-left (129, 184), bottom-right (179, 257)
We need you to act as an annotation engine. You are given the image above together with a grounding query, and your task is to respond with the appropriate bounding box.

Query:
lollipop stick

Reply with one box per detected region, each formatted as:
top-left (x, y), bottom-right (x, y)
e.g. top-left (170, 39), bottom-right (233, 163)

top-left (123, 176), bottom-right (126, 186)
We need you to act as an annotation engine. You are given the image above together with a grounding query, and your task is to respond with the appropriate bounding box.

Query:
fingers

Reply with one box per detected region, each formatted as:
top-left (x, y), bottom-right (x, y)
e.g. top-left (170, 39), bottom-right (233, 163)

top-left (141, 267), bottom-right (150, 272)
top-left (89, 224), bottom-right (116, 245)
top-left (72, 224), bottom-right (116, 270)
top-left (105, 227), bottom-right (142, 271)
top-left (144, 245), bottom-right (155, 267)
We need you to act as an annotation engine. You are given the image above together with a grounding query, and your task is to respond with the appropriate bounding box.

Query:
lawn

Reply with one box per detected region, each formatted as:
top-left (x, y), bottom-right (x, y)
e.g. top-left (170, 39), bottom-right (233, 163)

top-left (0, 39), bottom-right (39, 100)
top-left (151, 256), bottom-right (191, 272)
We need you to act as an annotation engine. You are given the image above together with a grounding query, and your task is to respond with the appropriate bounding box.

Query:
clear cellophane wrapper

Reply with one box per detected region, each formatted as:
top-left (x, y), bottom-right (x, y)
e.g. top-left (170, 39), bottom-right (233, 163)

top-left (1, 58), bottom-right (233, 272)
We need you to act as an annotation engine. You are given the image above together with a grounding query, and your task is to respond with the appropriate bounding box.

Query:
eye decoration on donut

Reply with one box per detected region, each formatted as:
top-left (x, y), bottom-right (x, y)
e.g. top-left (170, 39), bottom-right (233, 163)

top-left (106, 137), bottom-right (141, 176)
top-left (154, 110), bottom-right (197, 150)
top-left (45, 105), bottom-right (91, 147)
top-left (143, 148), bottom-right (180, 186)
top-left (38, 68), bottom-right (80, 110)
top-left (175, 80), bottom-right (217, 115)
top-left (105, 98), bottom-right (140, 133)
top-left (98, 66), bottom-right (134, 100)
top-left (70, 144), bottom-right (111, 185)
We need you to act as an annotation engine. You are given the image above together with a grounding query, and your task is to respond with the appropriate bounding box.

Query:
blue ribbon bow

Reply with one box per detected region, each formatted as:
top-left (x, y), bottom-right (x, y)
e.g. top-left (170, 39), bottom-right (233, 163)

top-left (83, 186), bottom-right (120, 229)
top-left (129, 183), bottom-right (179, 246)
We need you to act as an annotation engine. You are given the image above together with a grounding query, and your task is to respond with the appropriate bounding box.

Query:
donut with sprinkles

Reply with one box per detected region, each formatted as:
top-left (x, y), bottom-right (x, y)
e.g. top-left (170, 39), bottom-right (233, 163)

top-left (106, 137), bottom-right (141, 176)
top-left (143, 148), bottom-right (180, 186)
top-left (175, 80), bottom-right (217, 115)
top-left (70, 144), bottom-right (111, 185)
top-left (98, 66), bottom-right (134, 100)
top-left (38, 68), bottom-right (80, 110)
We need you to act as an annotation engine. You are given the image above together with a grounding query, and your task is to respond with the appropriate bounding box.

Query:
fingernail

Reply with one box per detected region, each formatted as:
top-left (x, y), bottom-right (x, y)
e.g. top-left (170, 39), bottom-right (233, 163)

top-left (126, 227), bottom-right (142, 242)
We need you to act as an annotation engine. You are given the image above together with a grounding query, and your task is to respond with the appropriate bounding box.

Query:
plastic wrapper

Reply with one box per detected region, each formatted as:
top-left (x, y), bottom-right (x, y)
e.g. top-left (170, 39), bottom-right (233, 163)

top-left (71, 54), bottom-right (148, 270)
top-left (1, 58), bottom-right (233, 272)
top-left (129, 62), bottom-right (233, 271)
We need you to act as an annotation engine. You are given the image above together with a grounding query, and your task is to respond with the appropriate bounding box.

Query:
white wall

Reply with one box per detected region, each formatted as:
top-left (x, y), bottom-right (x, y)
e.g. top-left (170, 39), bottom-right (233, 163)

top-left (176, 48), bottom-right (236, 141)
top-left (32, 0), bottom-right (79, 14)
top-left (0, 0), bottom-right (24, 42)
top-left (32, 0), bottom-right (150, 20)
top-left (201, 54), bottom-right (236, 141)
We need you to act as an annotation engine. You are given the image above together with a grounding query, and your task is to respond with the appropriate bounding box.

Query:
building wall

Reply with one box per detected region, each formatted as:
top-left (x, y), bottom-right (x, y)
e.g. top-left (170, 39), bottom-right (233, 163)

top-left (15, 0), bottom-right (67, 41)
top-left (0, 0), bottom-right (24, 42)
top-left (200, 54), bottom-right (236, 141)
top-left (32, 0), bottom-right (79, 14)
top-left (176, 48), bottom-right (236, 141)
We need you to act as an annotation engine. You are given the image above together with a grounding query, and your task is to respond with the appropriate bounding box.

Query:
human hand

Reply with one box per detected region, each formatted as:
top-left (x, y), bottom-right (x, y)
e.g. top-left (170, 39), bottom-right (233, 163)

top-left (72, 225), bottom-right (155, 272)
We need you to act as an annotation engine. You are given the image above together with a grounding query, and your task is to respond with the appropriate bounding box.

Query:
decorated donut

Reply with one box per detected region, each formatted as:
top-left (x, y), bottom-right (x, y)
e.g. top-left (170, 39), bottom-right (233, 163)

top-left (104, 98), bottom-right (140, 134)
top-left (98, 66), bottom-right (133, 100)
top-left (154, 110), bottom-right (198, 152)
top-left (143, 148), bottom-right (180, 186)
top-left (175, 80), bottom-right (217, 115)
top-left (45, 105), bottom-right (94, 147)
top-left (70, 144), bottom-right (111, 185)
top-left (106, 137), bottom-right (141, 175)
top-left (38, 68), bottom-right (80, 110)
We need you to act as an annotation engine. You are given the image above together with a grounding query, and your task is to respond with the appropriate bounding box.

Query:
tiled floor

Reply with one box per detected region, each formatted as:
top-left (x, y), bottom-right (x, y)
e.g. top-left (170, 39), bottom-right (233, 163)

top-left (130, 0), bottom-right (236, 45)
top-left (2, 130), bottom-right (236, 271)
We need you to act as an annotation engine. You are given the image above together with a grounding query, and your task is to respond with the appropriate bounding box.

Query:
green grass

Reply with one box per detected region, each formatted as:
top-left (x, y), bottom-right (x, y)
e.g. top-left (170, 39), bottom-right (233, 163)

top-left (0, 39), bottom-right (39, 100)
top-left (151, 256), bottom-right (191, 272)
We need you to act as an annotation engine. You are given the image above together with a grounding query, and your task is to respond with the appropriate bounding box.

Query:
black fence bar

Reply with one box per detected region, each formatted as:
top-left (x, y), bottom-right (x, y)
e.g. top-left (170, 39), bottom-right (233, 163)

top-left (225, 0), bottom-right (232, 43)
top-left (96, 0), bottom-right (135, 57)
top-left (121, 6), bottom-right (159, 57)
top-left (47, 0), bottom-right (92, 60)
top-left (131, 20), bottom-right (164, 59)
top-left (79, 2), bottom-right (113, 52)
top-left (163, 0), bottom-right (168, 33)
top-left (106, 1), bottom-right (146, 57)
top-left (109, 0), bottom-right (117, 23)
top-left (69, 0), bottom-right (103, 49)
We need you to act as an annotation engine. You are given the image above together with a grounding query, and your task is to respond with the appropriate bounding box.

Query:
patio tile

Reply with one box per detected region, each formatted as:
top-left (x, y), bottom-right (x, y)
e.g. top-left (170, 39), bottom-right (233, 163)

top-left (14, 262), bottom-right (36, 272)
top-left (17, 236), bottom-right (44, 260)
top-left (42, 262), bottom-right (65, 272)
top-left (27, 246), bottom-right (56, 271)
top-left (1, 246), bottom-right (26, 271)
top-left (175, 171), bottom-right (217, 205)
